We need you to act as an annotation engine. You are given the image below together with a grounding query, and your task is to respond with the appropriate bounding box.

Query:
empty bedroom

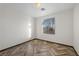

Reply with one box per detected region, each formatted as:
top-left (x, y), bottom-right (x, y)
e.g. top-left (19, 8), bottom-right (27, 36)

top-left (0, 3), bottom-right (79, 56)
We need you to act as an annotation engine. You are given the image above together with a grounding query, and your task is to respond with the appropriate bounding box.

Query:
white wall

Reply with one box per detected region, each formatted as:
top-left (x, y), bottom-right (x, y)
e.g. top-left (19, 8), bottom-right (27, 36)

top-left (73, 4), bottom-right (79, 55)
top-left (31, 18), bottom-right (37, 39)
top-left (35, 9), bottom-right (73, 46)
top-left (0, 4), bottom-right (33, 50)
top-left (0, 4), bottom-right (74, 51)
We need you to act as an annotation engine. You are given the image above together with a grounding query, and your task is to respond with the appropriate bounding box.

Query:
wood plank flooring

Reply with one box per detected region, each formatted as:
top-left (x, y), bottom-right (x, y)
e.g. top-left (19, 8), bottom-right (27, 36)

top-left (0, 39), bottom-right (78, 56)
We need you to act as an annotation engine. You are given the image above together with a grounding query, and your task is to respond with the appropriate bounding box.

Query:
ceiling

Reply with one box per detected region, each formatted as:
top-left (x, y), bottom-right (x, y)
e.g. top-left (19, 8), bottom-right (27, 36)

top-left (0, 3), bottom-right (76, 17)
top-left (26, 3), bottom-right (75, 17)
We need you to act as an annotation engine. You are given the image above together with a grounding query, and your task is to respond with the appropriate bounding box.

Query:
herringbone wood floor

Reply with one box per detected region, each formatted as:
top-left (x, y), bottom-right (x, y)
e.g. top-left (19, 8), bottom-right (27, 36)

top-left (0, 39), bottom-right (77, 56)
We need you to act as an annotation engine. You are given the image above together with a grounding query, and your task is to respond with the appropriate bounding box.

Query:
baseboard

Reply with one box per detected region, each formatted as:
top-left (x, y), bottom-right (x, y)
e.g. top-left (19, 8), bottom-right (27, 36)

top-left (71, 47), bottom-right (79, 56)
top-left (33, 38), bottom-right (78, 56)
top-left (0, 39), bottom-right (33, 52)
top-left (33, 38), bottom-right (72, 47)
top-left (0, 38), bottom-right (78, 56)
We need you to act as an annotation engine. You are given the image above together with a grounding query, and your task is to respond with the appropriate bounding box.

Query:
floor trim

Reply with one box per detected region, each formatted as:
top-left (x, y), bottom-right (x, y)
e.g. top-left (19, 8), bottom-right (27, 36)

top-left (33, 38), bottom-right (78, 56)
top-left (71, 47), bottom-right (79, 56)
top-left (0, 38), bottom-right (78, 56)
top-left (0, 39), bottom-right (33, 52)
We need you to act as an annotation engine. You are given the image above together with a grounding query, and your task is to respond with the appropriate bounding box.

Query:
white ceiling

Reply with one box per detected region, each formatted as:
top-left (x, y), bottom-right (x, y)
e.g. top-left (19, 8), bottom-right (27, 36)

top-left (0, 3), bottom-right (76, 17)
top-left (26, 3), bottom-right (75, 17)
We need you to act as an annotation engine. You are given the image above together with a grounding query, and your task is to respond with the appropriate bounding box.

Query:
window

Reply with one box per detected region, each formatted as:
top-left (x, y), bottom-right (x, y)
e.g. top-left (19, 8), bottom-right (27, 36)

top-left (42, 17), bottom-right (55, 34)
